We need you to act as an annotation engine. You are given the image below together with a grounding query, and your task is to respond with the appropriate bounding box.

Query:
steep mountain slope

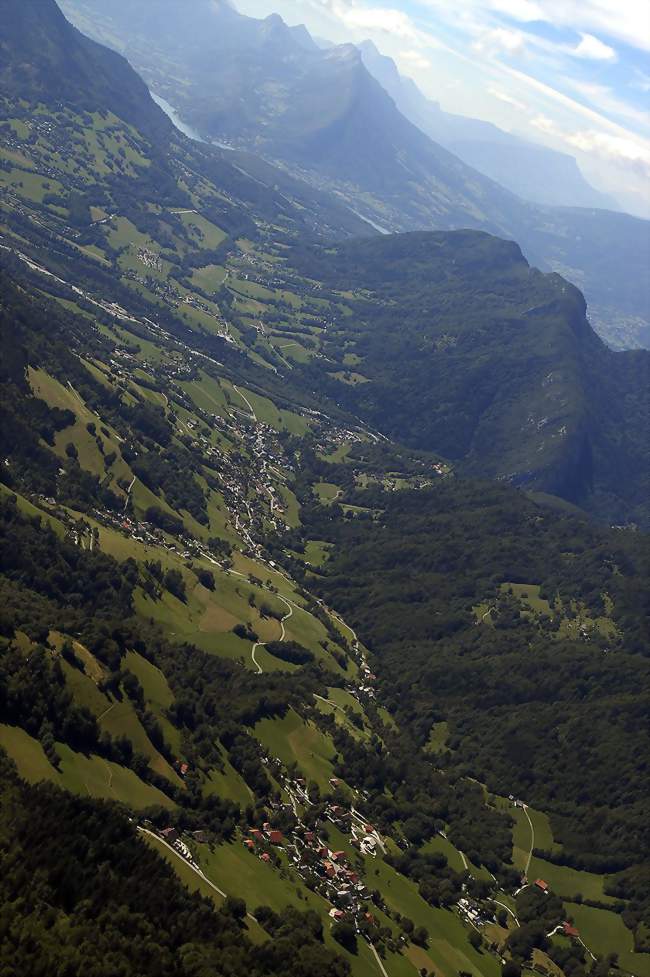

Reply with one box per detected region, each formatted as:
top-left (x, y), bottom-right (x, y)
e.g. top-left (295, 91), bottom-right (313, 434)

top-left (358, 39), bottom-right (616, 212)
top-left (60, 0), bottom-right (650, 351)
top-left (292, 232), bottom-right (650, 526)
top-left (0, 0), bottom-right (171, 141)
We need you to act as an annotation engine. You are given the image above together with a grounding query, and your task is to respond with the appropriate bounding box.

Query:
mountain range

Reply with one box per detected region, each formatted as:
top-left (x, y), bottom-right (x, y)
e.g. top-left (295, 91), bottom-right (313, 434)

top-left (1, 3), bottom-right (649, 976)
top-left (356, 39), bottom-right (617, 212)
top-left (60, 0), bottom-right (650, 351)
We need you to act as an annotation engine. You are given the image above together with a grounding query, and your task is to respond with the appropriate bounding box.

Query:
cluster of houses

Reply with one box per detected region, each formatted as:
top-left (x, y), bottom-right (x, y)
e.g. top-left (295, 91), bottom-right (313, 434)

top-left (158, 826), bottom-right (200, 868)
top-left (346, 661), bottom-right (377, 702)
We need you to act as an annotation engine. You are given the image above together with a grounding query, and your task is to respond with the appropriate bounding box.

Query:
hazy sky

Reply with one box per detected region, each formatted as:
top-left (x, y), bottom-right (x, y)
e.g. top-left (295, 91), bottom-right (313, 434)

top-left (235, 0), bottom-right (650, 215)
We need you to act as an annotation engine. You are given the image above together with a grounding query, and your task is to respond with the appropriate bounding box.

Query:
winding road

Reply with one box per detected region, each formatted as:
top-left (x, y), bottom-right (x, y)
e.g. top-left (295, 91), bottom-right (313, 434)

top-left (251, 594), bottom-right (293, 674)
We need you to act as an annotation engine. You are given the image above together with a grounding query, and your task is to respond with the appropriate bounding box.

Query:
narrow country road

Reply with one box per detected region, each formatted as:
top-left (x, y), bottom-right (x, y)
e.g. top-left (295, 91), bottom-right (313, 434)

top-left (523, 804), bottom-right (535, 875)
top-left (232, 384), bottom-right (257, 420)
top-left (252, 595), bottom-right (293, 674)
top-left (123, 475), bottom-right (136, 513)
top-left (369, 941), bottom-right (390, 977)
top-left (313, 693), bottom-right (346, 713)
top-left (492, 898), bottom-right (520, 926)
top-left (97, 701), bottom-right (116, 722)
top-left (137, 827), bottom-right (259, 923)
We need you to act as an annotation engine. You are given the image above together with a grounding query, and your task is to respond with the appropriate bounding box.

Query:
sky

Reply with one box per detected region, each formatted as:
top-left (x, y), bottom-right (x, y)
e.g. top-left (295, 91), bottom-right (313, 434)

top-left (235, 0), bottom-right (650, 216)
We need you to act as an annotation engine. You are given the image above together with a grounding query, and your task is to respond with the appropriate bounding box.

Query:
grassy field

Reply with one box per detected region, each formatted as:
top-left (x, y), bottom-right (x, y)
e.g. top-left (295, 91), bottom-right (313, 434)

top-left (143, 832), bottom-right (223, 908)
top-left (511, 804), bottom-right (557, 873)
top-left (0, 724), bottom-right (60, 783)
top-left (190, 264), bottom-right (228, 293)
top-left (426, 721), bottom-right (449, 754)
top-left (319, 442), bottom-right (352, 463)
top-left (204, 752), bottom-right (253, 807)
top-left (221, 380), bottom-right (310, 436)
top-left (179, 212), bottom-right (226, 249)
top-left (500, 582), bottom-right (552, 617)
top-left (98, 698), bottom-right (182, 786)
top-left (421, 834), bottom-right (467, 874)
top-left (180, 370), bottom-right (230, 417)
top-left (508, 803), bottom-right (613, 902)
top-left (278, 484), bottom-right (301, 527)
top-left (326, 687), bottom-right (364, 714)
top-left (124, 650), bottom-right (182, 755)
top-left (314, 689), bottom-right (369, 742)
top-left (254, 708), bottom-right (336, 791)
top-left (565, 903), bottom-right (650, 977)
top-left (303, 539), bottom-right (333, 567)
top-left (509, 803), bottom-right (556, 871)
top-left (498, 582), bottom-right (617, 640)
top-left (0, 724), bottom-right (173, 809)
top-left (0, 484), bottom-right (66, 536)
top-left (61, 658), bottom-right (111, 716)
top-left (528, 855), bottom-right (615, 903)
top-left (313, 481), bottom-right (341, 504)
top-left (197, 839), bottom-right (389, 976)
top-left (359, 847), bottom-right (500, 977)
top-left (28, 367), bottom-right (132, 490)
top-left (56, 743), bottom-right (174, 808)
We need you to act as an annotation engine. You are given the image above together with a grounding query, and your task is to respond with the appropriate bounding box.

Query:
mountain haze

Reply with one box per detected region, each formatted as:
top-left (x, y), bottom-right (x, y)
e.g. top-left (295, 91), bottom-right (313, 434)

top-left (357, 39), bottom-right (617, 212)
top-left (60, 0), bottom-right (650, 351)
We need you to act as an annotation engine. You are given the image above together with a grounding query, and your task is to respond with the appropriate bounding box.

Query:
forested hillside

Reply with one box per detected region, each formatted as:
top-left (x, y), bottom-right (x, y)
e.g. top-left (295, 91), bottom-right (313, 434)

top-left (0, 4), bottom-right (649, 977)
top-left (292, 232), bottom-right (650, 526)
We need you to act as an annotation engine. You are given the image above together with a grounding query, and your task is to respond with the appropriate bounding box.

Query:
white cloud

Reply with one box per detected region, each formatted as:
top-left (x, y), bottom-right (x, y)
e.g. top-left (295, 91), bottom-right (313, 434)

top-left (474, 27), bottom-right (526, 56)
top-left (398, 48), bottom-right (432, 69)
top-left (530, 113), bottom-right (556, 133)
top-left (320, 1), bottom-right (421, 41)
top-left (417, 0), bottom-right (650, 53)
top-left (530, 113), bottom-right (650, 176)
top-left (566, 129), bottom-right (650, 167)
top-left (572, 32), bottom-right (617, 61)
top-left (488, 86), bottom-right (528, 110)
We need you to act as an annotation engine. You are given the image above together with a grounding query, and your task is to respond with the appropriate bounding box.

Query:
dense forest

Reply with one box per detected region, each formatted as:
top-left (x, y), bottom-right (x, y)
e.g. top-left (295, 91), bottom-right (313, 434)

top-left (292, 232), bottom-right (650, 527)
top-left (302, 478), bottom-right (650, 867)
top-left (0, 753), bottom-right (351, 977)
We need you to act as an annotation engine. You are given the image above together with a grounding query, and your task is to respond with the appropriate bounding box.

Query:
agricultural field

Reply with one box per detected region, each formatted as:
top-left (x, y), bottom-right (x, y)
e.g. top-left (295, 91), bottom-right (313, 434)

top-left (253, 708), bottom-right (336, 792)
top-left (0, 724), bottom-right (173, 809)
top-left (204, 752), bottom-right (253, 807)
top-left (313, 481), bottom-right (341, 504)
top-left (196, 840), bottom-right (395, 977)
top-left (358, 845), bottom-right (500, 977)
top-left (124, 650), bottom-right (182, 756)
top-left (565, 903), bottom-right (650, 977)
